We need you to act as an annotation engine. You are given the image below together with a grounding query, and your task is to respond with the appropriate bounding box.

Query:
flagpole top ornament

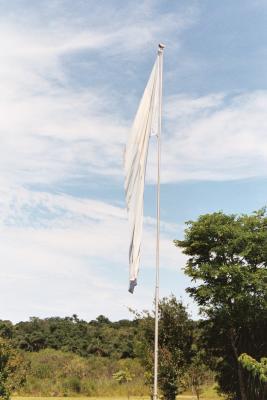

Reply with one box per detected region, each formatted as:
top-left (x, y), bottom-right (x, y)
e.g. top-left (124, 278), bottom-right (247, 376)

top-left (158, 43), bottom-right (165, 53)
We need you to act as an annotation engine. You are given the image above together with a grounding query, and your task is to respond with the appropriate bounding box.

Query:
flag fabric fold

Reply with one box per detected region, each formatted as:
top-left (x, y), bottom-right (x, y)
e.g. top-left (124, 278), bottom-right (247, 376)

top-left (124, 54), bottom-right (161, 293)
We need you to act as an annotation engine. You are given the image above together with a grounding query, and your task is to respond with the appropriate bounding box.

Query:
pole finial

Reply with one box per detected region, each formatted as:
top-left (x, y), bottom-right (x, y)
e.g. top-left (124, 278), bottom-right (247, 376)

top-left (158, 43), bottom-right (165, 55)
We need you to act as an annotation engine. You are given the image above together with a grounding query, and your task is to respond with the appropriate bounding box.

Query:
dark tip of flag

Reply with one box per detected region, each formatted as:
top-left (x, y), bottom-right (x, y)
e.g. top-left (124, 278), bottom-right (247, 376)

top-left (128, 279), bottom-right (137, 294)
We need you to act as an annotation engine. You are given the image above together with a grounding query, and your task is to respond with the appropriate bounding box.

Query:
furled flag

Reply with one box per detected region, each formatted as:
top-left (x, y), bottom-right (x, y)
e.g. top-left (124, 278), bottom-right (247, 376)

top-left (124, 53), bottom-right (161, 293)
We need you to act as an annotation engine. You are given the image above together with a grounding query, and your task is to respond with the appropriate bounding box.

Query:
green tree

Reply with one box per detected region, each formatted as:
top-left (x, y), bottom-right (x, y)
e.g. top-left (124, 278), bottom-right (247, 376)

top-left (113, 368), bottom-right (134, 399)
top-left (0, 322), bottom-right (13, 340)
top-left (185, 352), bottom-right (210, 400)
top-left (0, 338), bottom-right (28, 399)
top-left (175, 209), bottom-right (267, 400)
top-left (135, 295), bottom-right (193, 400)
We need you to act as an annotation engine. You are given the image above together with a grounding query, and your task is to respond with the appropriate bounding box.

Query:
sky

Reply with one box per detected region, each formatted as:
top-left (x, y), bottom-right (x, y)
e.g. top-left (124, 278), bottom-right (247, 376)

top-left (1, 0), bottom-right (267, 322)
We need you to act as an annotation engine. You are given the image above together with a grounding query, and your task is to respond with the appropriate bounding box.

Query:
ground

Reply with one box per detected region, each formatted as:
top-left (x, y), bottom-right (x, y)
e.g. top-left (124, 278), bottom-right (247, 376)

top-left (13, 394), bottom-right (221, 400)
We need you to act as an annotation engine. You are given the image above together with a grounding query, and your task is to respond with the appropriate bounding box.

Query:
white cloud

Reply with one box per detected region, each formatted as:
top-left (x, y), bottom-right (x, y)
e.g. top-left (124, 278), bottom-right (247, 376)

top-left (0, 19), bottom-right (128, 184)
top-left (0, 186), bottom-right (187, 321)
top-left (0, 1), bottom-right (199, 187)
top-left (165, 93), bottom-right (225, 120)
top-left (151, 91), bottom-right (267, 182)
top-left (6, 3), bottom-right (267, 187)
top-left (0, 185), bottom-right (184, 269)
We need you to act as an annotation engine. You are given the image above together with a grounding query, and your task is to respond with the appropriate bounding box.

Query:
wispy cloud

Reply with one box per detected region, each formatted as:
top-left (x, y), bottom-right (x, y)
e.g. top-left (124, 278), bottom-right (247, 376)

top-left (159, 91), bottom-right (267, 182)
top-left (0, 0), bottom-right (199, 187)
top-left (0, 186), bottom-right (186, 321)
top-left (3, 2), bottom-right (267, 189)
top-left (0, 185), bottom-right (184, 268)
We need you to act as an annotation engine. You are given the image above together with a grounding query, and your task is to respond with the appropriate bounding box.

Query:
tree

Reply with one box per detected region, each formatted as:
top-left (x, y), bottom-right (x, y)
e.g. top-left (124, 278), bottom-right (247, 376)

top-left (175, 209), bottom-right (267, 400)
top-left (135, 295), bottom-right (194, 400)
top-left (184, 331), bottom-right (212, 400)
top-left (186, 360), bottom-right (208, 400)
top-left (113, 368), bottom-right (134, 400)
top-left (0, 322), bottom-right (13, 340)
top-left (0, 338), bottom-right (28, 399)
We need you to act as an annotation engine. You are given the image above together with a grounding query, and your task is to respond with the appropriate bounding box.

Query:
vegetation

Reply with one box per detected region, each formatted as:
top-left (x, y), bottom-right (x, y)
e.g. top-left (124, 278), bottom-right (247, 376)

top-left (0, 315), bottom-right (138, 359)
top-left (0, 317), bottom-right (144, 397)
top-left (134, 296), bottom-right (194, 400)
top-left (184, 349), bottom-right (212, 399)
top-left (0, 338), bottom-right (28, 399)
top-left (112, 369), bottom-right (134, 399)
top-left (18, 349), bottom-right (146, 397)
top-left (176, 209), bottom-right (267, 400)
top-left (238, 353), bottom-right (267, 399)
top-left (0, 310), bottom-right (211, 399)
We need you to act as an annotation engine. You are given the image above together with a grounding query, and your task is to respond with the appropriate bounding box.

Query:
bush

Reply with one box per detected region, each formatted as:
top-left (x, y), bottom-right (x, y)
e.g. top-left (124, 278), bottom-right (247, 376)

top-left (63, 377), bottom-right (81, 394)
top-left (18, 348), bottom-right (148, 396)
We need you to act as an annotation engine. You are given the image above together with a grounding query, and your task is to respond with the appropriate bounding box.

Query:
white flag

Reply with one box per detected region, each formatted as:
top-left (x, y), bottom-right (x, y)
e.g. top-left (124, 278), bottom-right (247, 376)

top-left (124, 54), bottom-right (161, 293)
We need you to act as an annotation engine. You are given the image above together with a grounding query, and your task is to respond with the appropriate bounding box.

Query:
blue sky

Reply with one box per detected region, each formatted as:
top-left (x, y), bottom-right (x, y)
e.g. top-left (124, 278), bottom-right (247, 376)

top-left (1, 0), bottom-right (267, 322)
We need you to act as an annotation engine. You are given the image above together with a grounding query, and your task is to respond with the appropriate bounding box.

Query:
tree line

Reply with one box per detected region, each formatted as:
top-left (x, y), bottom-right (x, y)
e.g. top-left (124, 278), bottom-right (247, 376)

top-left (0, 314), bottom-right (139, 359)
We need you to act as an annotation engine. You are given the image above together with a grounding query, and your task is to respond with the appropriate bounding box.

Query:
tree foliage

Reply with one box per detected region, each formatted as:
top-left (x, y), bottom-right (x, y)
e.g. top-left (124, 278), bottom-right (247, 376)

top-left (113, 368), bottom-right (134, 400)
top-left (0, 315), bottom-right (139, 359)
top-left (135, 296), bottom-right (194, 400)
top-left (185, 355), bottom-right (210, 400)
top-left (184, 323), bottom-right (212, 400)
top-left (0, 338), bottom-right (28, 399)
top-left (175, 209), bottom-right (267, 400)
top-left (238, 353), bottom-right (267, 400)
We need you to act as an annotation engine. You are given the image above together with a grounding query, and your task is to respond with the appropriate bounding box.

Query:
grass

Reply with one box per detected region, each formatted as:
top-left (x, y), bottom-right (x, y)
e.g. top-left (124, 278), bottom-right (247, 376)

top-left (13, 386), bottom-right (221, 399)
top-left (13, 391), bottom-right (222, 400)
top-left (179, 383), bottom-right (221, 399)
top-left (13, 398), bottom-right (221, 400)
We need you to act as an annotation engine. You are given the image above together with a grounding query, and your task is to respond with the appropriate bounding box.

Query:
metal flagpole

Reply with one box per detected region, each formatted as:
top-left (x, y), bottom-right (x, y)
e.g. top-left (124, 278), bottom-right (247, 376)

top-left (153, 43), bottom-right (164, 400)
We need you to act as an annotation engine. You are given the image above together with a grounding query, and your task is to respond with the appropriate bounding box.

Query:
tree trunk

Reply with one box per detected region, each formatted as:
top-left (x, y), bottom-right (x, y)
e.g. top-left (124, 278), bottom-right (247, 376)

top-left (229, 330), bottom-right (247, 400)
top-left (262, 382), bottom-right (267, 400)
top-left (236, 362), bottom-right (247, 400)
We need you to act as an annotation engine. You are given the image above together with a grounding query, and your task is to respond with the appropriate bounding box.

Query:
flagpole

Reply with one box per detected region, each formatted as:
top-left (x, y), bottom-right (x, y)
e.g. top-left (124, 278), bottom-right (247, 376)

top-left (153, 43), bottom-right (164, 400)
